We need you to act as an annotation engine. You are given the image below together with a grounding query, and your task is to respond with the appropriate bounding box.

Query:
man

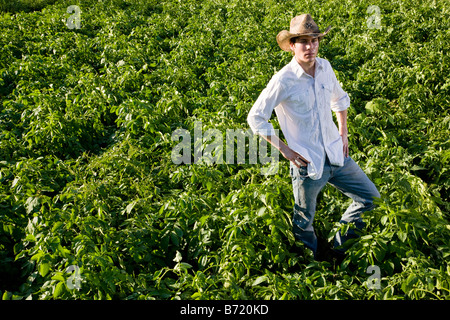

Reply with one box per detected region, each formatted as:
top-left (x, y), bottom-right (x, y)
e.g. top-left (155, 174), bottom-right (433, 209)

top-left (247, 14), bottom-right (380, 260)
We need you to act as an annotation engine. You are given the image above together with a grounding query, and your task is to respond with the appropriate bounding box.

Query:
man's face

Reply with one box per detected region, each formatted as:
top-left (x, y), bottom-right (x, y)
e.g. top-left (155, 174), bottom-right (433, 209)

top-left (290, 36), bottom-right (320, 64)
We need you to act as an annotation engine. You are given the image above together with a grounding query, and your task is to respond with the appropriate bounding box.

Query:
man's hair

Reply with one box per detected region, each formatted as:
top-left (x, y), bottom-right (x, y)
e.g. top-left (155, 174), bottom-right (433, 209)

top-left (289, 36), bottom-right (321, 45)
top-left (289, 37), bottom-right (299, 45)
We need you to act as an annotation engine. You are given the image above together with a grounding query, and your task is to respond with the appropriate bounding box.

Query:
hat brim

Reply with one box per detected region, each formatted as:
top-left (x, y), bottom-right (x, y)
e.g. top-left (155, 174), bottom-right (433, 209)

top-left (276, 25), bottom-right (332, 52)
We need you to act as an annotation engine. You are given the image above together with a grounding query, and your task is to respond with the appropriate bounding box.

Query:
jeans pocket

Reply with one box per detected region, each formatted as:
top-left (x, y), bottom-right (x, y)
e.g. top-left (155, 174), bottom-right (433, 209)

top-left (299, 165), bottom-right (308, 177)
top-left (291, 164), bottom-right (309, 181)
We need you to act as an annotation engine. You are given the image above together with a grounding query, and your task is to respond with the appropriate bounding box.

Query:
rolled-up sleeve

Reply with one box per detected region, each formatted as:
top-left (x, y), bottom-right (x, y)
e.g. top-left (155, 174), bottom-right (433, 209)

top-left (247, 76), bottom-right (287, 136)
top-left (330, 71), bottom-right (350, 112)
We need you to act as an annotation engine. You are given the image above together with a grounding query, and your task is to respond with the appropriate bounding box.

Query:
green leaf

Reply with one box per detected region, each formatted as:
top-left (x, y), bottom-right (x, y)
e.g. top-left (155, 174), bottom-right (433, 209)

top-left (361, 235), bottom-right (373, 241)
top-left (51, 221), bottom-right (63, 233)
top-left (402, 273), bottom-right (419, 294)
top-left (31, 251), bottom-right (45, 262)
top-left (256, 206), bottom-right (267, 218)
top-left (170, 231), bottom-right (180, 246)
top-left (173, 251), bottom-right (182, 263)
top-left (126, 201), bottom-right (137, 214)
top-left (25, 234), bottom-right (36, 242)
top-left (179, 262), bottom-right (192, 271)
top-left (53, 281), bottom-right (65, 299)
top-left (39, 263), bottom-right (50, 277)
top-left (398, 230), bottom-right (407, 242)
top-left (51, 273), bottom-right (65, 282)
top-left (373, 245), bottom-right (386, 262)
top-left (252, 276), bottom-right (268, 286)
top-left (25, 197), bottom-right (40, 214)
top-left (2, 291), bottom-right (11, 300)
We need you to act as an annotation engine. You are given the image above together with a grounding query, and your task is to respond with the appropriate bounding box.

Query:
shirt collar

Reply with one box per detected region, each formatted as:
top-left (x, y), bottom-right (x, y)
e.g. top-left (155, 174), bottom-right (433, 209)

top-left (290, 56), bottom-right (324, 78)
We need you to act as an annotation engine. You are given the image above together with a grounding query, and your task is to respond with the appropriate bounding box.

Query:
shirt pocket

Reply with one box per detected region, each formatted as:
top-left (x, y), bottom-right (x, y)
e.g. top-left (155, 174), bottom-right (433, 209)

top-left (320, 83), bottom-right (333, 105)
top-left (287, 89), bottom-right (312, 114)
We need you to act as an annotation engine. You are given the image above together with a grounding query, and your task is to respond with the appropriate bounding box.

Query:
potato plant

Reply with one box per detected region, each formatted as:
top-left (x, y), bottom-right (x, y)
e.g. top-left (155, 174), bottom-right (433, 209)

top-left (0, 0), bottom-right (449, 300)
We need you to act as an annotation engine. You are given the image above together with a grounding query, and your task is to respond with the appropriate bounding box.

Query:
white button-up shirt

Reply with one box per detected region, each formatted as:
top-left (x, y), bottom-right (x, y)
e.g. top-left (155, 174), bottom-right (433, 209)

top-left (247, 57), bottom-right (350, 180)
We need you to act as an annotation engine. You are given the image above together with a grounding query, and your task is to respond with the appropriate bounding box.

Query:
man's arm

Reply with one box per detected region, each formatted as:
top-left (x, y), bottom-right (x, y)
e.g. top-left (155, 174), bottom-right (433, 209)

top-left (247, 74), bottom-right (310, 168)
top-left (260, 134), bottom-right (310, 168)
top-left (336, 109), bottom-right (349, 158)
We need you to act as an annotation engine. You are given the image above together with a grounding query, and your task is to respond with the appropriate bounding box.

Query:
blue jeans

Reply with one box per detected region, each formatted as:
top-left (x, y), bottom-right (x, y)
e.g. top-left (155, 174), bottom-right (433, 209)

top-left (290, 156), bottom-right (380, 257)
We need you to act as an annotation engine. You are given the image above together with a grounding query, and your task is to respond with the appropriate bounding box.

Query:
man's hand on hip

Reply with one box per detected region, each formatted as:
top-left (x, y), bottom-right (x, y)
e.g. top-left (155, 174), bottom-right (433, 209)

top-left (280, 144), bottom-right (310, 168)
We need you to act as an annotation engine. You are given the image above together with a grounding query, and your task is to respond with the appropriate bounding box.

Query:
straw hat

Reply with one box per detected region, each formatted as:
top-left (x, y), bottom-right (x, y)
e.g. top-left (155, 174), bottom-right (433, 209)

top-left (276, 14), bottom-right (332, 52)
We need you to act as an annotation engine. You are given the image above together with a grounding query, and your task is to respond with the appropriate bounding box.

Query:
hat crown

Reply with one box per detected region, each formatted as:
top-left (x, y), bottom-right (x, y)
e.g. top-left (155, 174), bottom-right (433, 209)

top-left (289, 14), bottom-right (320, 34)
top-left (276, 14), bottom-right (331, 52)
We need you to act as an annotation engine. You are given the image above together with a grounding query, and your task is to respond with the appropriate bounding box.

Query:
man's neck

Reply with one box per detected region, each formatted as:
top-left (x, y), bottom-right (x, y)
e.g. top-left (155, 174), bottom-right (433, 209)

top-left (296, 58), bottom-right (316, 78)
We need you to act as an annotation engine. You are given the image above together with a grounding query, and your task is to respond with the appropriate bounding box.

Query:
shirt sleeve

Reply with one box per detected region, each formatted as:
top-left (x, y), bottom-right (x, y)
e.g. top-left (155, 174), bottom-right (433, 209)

top-left (247, 75), bottom-right (287, 136)
top-left (329, 69), bottom-right (350, 112)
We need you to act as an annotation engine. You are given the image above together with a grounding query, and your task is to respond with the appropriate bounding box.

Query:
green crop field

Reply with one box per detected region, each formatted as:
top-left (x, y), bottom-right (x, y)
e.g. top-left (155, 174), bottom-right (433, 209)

top-left (0, 0), bottom-right (449, 300)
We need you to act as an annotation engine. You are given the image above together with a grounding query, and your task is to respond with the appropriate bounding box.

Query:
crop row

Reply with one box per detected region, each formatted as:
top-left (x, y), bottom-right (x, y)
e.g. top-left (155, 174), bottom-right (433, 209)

top-left (0, 0), bottom-right (449, 300)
